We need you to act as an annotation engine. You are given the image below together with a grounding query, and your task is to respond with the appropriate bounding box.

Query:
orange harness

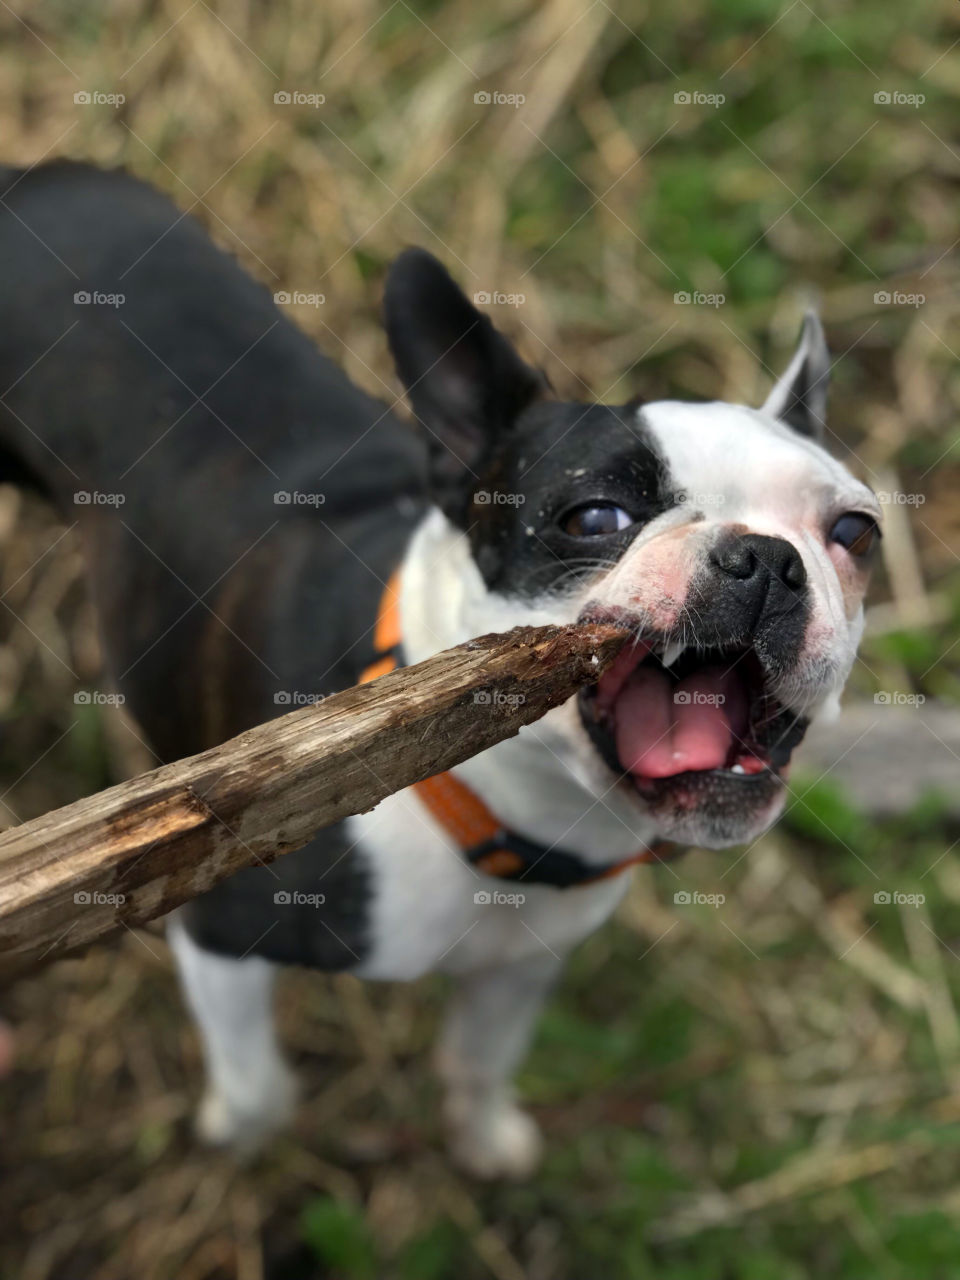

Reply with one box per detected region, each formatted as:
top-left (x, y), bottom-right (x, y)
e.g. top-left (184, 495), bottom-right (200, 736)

top-left (358, 573), bottom-right (675, 888)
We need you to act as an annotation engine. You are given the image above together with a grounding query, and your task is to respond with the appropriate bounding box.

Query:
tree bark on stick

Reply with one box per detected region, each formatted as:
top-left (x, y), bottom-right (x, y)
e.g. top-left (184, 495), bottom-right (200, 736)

top-left (0, 623), bottom-right (627, 978)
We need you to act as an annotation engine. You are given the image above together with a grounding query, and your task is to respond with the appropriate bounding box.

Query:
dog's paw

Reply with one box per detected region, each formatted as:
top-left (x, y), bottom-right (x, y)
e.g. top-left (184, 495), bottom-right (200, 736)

top-left (447, 1101), bottom-right (544, 1180)
top-left (195, 1068), bottom-right (298, 1152)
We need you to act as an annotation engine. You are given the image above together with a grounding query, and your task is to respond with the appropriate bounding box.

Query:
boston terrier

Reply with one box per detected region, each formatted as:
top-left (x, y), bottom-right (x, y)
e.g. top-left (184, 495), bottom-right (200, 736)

top-left (0, 161), bottom-right (880, 1177)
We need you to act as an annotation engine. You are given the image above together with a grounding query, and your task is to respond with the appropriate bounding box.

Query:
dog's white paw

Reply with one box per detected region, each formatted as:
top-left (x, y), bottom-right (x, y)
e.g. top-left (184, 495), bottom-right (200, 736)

top-left (195, 1067), bottom-right (298, 1151)
top-left (448, 1101), bottom-right (544, 1180)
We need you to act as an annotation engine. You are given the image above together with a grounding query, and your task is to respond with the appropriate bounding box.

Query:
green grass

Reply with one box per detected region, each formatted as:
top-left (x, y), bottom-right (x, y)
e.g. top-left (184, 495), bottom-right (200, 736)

top-left (292, 800), bottom-right (960, 1279)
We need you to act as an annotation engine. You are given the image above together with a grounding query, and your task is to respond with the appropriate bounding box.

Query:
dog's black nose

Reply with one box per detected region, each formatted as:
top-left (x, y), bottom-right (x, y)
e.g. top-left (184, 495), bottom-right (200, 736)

top-left (709, 532), bottom-right (806, 591)
top-left (697, 531), bottom-right (809, 669)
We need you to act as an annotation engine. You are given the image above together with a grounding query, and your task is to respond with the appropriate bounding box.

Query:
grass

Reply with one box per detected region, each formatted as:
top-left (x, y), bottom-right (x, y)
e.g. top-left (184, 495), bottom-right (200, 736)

top-left (0, 0), bottom-right (959, 1276)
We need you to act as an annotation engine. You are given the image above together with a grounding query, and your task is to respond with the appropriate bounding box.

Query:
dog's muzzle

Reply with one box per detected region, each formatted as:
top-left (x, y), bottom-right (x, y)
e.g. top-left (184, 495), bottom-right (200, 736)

top-left (577, 533), bottom-right (814, 841)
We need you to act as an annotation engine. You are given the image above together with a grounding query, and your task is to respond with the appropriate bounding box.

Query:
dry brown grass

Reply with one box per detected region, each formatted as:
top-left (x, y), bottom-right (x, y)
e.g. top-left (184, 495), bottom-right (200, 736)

top-left (1, 1), bottom-right (959, 1277)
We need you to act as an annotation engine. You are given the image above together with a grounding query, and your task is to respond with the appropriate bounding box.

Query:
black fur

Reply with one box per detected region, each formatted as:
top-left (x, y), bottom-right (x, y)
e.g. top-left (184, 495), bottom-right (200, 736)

top-left (179, 827), bottom-right (373, 968)
top-left (0, 161), bottom-right (429, 962)
top-left (382, 251), bottom-right (676, 595)
top-left (462, 400), bottom-right (675, 594)
top-left (383, 246), bottom-right (547, 525)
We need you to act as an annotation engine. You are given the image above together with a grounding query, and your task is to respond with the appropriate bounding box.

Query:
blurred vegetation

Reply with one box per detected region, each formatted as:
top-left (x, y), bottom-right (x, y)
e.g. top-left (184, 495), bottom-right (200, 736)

top-left (1, 0), bottom-right (959, 1277)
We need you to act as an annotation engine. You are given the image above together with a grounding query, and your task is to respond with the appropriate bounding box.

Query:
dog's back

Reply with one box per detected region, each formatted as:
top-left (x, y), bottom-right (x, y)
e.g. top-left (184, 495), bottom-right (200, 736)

top-left (0, 161), bottom-right (426, 755)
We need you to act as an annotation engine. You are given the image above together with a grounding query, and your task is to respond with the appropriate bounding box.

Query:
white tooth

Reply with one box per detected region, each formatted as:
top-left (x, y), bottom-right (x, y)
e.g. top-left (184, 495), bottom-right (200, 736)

top-left (731, 763), bottom-right (746, 775)
top-left (661, 639), bottom-right (685, 668)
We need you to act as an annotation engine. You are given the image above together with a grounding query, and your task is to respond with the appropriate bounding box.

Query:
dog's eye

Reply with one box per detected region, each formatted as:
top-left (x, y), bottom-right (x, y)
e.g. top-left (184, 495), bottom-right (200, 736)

top-left (561, 503), bottom-right (634, 537)
top-left (829, 512), bottom-right (880, 556)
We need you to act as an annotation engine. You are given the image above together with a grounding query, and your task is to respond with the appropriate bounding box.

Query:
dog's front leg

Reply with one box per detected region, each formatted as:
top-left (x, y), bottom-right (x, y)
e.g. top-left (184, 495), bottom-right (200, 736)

top-left (436, 950), bottom-right (563, 1179)
top-left (168, 917), bottom-right (298, 1150)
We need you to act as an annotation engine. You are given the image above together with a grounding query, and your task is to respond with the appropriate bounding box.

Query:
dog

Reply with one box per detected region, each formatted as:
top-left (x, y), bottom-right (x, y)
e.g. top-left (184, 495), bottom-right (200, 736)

top-left (0, 161), bottom-right (880, 1178)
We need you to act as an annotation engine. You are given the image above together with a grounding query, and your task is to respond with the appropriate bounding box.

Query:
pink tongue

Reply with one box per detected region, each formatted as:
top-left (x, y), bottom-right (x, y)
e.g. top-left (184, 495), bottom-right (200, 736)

top-left (614, 664), bottom-right (749, 779)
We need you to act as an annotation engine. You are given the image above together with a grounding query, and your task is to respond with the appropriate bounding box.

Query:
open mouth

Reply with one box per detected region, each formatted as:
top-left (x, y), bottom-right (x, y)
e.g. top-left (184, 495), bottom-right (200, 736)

top-left (579, 616), bottom-right (808, 807)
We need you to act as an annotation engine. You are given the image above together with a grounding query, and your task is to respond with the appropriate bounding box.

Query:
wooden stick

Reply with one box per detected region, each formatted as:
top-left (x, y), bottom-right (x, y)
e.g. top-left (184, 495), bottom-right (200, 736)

top-left (0, 623), bottom-right (626, 977)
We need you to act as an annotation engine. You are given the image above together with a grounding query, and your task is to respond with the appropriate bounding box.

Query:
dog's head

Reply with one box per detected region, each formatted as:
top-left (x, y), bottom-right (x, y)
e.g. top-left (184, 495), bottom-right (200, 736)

top-left (384, 249), bottom-right (880, 849)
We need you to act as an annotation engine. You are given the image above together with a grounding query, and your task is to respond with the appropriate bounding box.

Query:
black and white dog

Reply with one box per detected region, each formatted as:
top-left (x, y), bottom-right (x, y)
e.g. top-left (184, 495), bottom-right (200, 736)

top-left (0, 162), bottom-right (880, 1177)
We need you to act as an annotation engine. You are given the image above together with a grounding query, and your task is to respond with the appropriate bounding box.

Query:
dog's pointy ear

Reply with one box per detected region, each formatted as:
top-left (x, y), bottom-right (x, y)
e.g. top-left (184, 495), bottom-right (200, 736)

top-left (383, 248), bottom-right (545, 513)
top-left (761, 310), bottom-right (830, 441)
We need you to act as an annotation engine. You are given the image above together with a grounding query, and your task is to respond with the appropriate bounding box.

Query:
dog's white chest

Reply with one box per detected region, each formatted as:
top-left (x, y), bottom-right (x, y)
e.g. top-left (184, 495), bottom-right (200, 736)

top-left (346, 788), bottom-right (631, 981)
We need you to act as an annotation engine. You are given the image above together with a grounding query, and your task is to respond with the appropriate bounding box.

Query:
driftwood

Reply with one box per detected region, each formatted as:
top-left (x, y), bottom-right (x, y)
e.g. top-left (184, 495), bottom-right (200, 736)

top-left (0, 623), bottom-right (626, 978)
